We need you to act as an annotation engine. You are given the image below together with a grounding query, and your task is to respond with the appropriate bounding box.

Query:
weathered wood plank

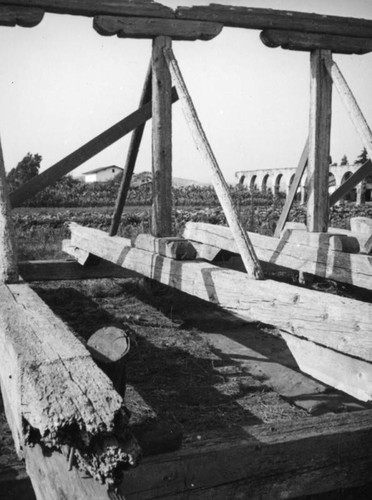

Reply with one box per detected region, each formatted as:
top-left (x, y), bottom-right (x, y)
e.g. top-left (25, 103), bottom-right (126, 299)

top-left (18, 259), bottom-right (139, 281)
top-left (324, 59), bottom-right (372, 166)
top-left (69, 224), bottom-right (372, 363)
top-left (0, 137), bottom-right (18, 283)
top-left (307, 49), bottom-right (332, 233)
top-left (329, 160), bottom-right (372, 206)
top-left (152, 36), bottom-right (173, 237)
top-left (176, 4), bottom-right (372, 39)
top-left (135, 234), bottom-right (196, 260)
top-left (10, 88), bottom-right (179, 207)
top-left (260, 29), bottom-right (372, 54)
top-left (0, 280), bottom-right (140, 484)
top-left (274, 139), bottom-right (308, 237)
top-left (0, 5), bottom-right (44, 27)
top-left (280, 228), bottom-right (360, 253)
top-left (118, 410), bottom-right (372, 499)
top-left (350, 216), bottom-right (372, 234)
top-left (109, 62), bottom-right (152, 237)
top-left (94, 16), bottom-right (223, 41)
top-left (0, 0), bottom-right (173, 19)
top-left (184, 222), bottom-right (372, 290)
top-left (164, 47), bottom-right (264, 280)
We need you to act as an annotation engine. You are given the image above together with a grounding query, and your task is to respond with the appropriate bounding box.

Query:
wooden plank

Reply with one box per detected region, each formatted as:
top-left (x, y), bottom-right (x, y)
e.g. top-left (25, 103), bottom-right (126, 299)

top-left (0, 280), bottom-right (141, 483)
top-left (176, 4), bottom-right (372, 39)
top-left (117, 410), bottom-right (372, 499)
top-left (281, 332), bottom-right (372, 402)
top-left (350, 216), bottom-right (372, 234)
top-left (69, 223), bottom-right (372, 363)
top-left (184, 222), bottom-right (372, 291)
top-left (0, 5), bottom-right (44, 27)
top-left (0, 137), bottom-right (18, 283)
top-left (274, 139), bottom-right (308, 237)
top-left (18, 259), bottom-right (139, 281)
top-left (307, 49), bottom-right (332, 233)
top-left (135, 234), bottom-right (196, 260)
top-left (329, 160), bottom-right (372, 206)
top-left (94, 16), bottom-right (223, 41)
top-left (280, 228), bottom-right (360, 253)
top-left (152, 36), bottom-right (173, 237)
top-left (163, 47), bottom-right (264, 280)
top-left (9, 88), bottom-right (179, 207)
top-left (324, 59), bottom-right (372, 165)
top-left (0, 0), bottom-right (173, 19)
top-left (260, 29), bottom-right (372, 54)
top-left (109, 62), bottom-right (152, 237)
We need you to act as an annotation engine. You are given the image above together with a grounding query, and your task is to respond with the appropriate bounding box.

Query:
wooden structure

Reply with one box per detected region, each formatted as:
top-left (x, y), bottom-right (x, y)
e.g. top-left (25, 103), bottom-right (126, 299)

top-left (1, 2), bottom-right (372, 499)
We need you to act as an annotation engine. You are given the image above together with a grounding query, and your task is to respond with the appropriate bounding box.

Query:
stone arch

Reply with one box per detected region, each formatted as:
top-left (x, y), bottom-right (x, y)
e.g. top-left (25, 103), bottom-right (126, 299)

top-left (238, 174), bottom-right (245, 185)
top-left (340, 171), bottom-right (356, 201)
top-left (261, 174), bottom-right (270, 193)
top-left (274, 173), bottom-right (284, 195)
top-left (328, 172), bottom-right (336, 194)
top-left (250, 175), bottom-right (258, 191)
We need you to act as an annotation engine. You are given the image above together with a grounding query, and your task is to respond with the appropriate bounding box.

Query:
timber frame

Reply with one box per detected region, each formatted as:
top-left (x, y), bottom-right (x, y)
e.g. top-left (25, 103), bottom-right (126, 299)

top-left (1, 2), bottom-right (372, 499)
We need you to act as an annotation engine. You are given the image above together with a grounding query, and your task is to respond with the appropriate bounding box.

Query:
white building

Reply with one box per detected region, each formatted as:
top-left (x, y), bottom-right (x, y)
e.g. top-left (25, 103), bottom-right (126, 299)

top-left (82, 165), bottom-right (123, 183)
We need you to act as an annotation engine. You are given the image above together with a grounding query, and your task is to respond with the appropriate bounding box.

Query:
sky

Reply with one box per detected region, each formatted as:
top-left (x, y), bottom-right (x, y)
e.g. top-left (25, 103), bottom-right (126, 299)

top-left (1, 0), bottom-right (372, 184)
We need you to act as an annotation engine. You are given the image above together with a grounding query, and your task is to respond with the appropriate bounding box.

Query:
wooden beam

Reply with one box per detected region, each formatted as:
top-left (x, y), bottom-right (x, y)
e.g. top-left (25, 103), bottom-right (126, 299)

top-left (18, 259), bottom-right (140, 281)
top-left (0, 280), bottom-right (141, 483)
top-left (274, 139), bottom-right (308, 237)
top-left (10, 88), bottom-right (179, 207)
top-left (329, 160), bottom-right (372, 206)
top-left (307, 50), bottom-right (332, 233)
top-left (260, 29), bottom-right (372, 54)
top-left (135, 234), bottom-right (196, 260)
top-left (163, 47), bottom-right (264, 280)
top-left (0, 5), bottom-right (44, 27)
top-left (0, 0), bottom-right (173, 19)
top-left (151, 36), bottom-right (173, 237)
top-left (183, 222), bottom-right (372, 290)
top-left (176, 4), bottom-right (372, 39)
top-left (68, 224), bottom-right (372, 363)
top-left (324, 59), bottom-right (372, 165)
top-left (109, 62), bottom-right (152, 237)
top-left (0, 136), bottom-right (18, 283)
top-left (94, 16), bottom-right (223, 41)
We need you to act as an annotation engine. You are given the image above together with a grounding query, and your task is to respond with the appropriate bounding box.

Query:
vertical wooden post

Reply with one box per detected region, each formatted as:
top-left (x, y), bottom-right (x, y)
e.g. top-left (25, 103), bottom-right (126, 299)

top-left (0, 136), bottom-right (18, 283)
top-left (109, 62), bottom-right (152, 237)
top-left (307, 50), bottom-right (332, 233)
top-left (152, 36), bottom-right (172, 237)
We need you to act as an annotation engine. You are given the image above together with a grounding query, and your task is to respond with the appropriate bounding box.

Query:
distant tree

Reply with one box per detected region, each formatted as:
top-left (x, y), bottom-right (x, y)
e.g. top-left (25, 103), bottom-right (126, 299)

top-left (6, 153), bottom-right (42, 191)
top-left (340, 155), bottom-right (348, 166)
top-left (355, 147), bottom-right (369, 165)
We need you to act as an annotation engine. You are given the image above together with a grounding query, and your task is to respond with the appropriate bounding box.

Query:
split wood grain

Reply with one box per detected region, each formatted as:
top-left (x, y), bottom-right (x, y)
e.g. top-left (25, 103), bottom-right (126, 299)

top-left (94, 16), bottom-right (223, 41)
top-left (0, 137), bottom-right (18, 283)
top-left (69, 224), bottom-right (372, 363)
top-left (184, 222), bottom-right (372, 290)
top-left (176, 4), bottom-right (372, 39)
top-left (0, 5), bottom-right (44, 27)
top-left (151, 36), bottom-right (173, 237)
top-left (163, 46), bottom-right (263, 279)
top-left (135, 234), bottom-right (196, 260)
top-left (260, 29), bottom-right (372, 54)
top-left (307, 49), bottom-right (332, 233)
top-left (10, 88), bottom-right (179, 207)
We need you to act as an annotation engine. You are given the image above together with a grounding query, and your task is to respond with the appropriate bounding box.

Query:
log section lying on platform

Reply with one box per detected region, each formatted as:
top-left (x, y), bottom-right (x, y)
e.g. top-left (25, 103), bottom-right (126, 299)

top-left (94, 16), bottom-right (223, 40)
top-left (68, 223), bottom-right (372, 401)
top-left (260, 30), bottom-right (372, 54)
top-left (183, 222), bottom-right (372, 290)
top-left (176, 4), bottom-right (372, 39)
top-left (0, 280), bottom-right (140, 487)
top-left (0, 5), bottom-right (43, 27)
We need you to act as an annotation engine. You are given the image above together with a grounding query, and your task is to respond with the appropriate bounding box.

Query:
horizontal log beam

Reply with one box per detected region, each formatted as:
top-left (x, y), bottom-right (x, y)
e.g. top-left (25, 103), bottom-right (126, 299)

top-left (0, 5), bottom-right (43, 27)
top-left (135, 234), bottom-right (196, 260)
top-left (0, 0), bottom-right (173, 19)
top-left (184, 222), bottom-right (372, 291)
top-left (0, 280), bottom-right (140, 484)
top-left (118, 410), bottom-right (372, 498)
top-left (9, 87), bottom-right (179, 207)
top-left (329, 160), bottom-right (372, 206)
top-left (176, 4), bottom-right (372, 39)
top-left (94, 16), bottom-right (223, 41)
top-left (260, 30), bottom-right (372, 54)
top-left (68, 223), bottom-right (372, 364)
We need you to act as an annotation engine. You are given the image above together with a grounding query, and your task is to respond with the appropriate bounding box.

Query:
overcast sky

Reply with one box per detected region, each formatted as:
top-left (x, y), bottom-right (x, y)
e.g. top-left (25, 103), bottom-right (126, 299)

top-left (1, 0), bottom-right (372, 183)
